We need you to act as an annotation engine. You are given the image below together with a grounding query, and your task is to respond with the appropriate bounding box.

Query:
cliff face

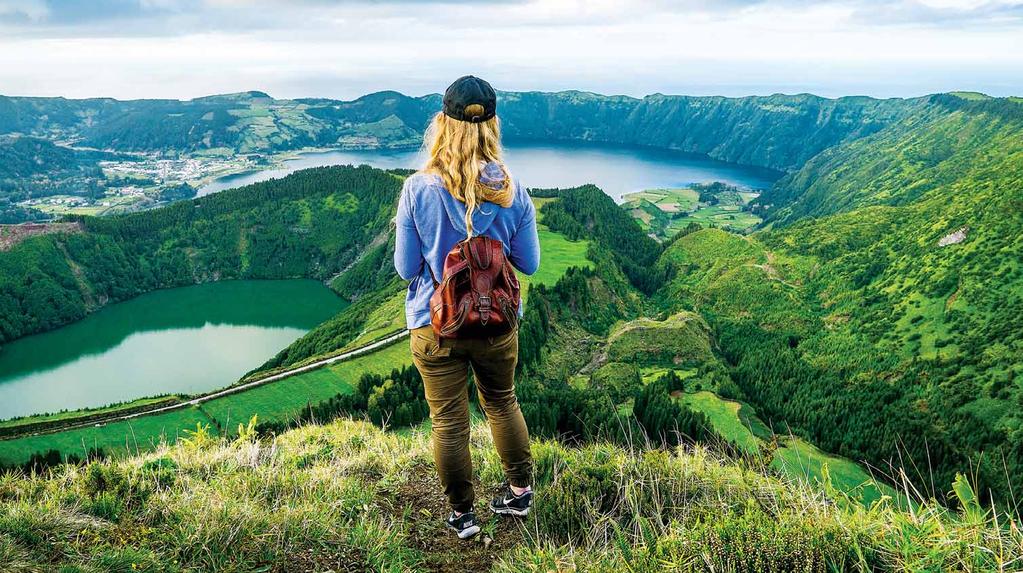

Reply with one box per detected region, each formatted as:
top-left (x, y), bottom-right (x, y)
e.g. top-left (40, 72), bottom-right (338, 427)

top-left (497, 91), bottom-right (927, 172)
top-left (758, 94), bottom-right (1023, 224)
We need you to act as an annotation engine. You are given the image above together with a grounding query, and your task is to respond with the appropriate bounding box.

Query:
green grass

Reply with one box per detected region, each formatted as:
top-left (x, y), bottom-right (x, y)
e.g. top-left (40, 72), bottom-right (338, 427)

top-left (0, 407), bottom-right (214, 466)
top-left (606, 312), bottom-right (715, 367)
top-left (773, 436), bottom-right (905, 508)
top-left (203, 342), bottom-right (413, 427)
top-left (653, 383), bottom-right (897, 505)
top-left (3, 418), bottom-right (1018, 572)
top-left (679, 391), bottom-right (761, 455)
top-left (526, 226), bottom-right (590, 291)
top-left (0, 396), bottom-right (179, 430)
top-left (676, 207), bottom-right (762, 233)
top-left (638, 367), bottom-right (696, 385)
top-left (341, 290), bottom-right (407, 350)
top-left (948, 91), bottom-right (991, 101)
top-left (0, 343), bottom-right (414, 466)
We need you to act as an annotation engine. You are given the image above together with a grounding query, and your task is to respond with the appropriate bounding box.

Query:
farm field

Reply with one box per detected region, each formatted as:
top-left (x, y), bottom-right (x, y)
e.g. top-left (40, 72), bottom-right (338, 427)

top-left (202, 342), bottom-right (412, 427)
top-left (0, 396), bottom-right (179, 431)
top-left (0, 406), bottom-right (215, 466)
top-left (678, 391), bottom-right (761, 455)
top-left (623, 185), bottom-right (763, 239)
top-left (527, 226), bottom-right (591, 290)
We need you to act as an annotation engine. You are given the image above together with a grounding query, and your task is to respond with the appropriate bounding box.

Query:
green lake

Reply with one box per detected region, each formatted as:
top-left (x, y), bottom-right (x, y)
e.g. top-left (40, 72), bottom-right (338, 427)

top-left (0, 280), bottom-right (348, 420)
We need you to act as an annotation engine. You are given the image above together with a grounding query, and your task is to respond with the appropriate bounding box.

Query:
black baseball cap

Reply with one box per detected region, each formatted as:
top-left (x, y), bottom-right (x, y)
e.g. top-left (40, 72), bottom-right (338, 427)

top-left (442, 75), bottom-right (497, 123)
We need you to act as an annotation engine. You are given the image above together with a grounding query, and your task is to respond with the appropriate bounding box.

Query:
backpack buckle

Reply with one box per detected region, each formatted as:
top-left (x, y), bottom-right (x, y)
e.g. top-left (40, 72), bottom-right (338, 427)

top-left (478, 295), bottom-right (492, 325)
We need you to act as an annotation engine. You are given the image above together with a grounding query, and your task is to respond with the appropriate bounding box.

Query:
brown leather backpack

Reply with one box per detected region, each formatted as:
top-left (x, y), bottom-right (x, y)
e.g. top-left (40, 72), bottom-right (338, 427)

top-left (429, 235), bottom-right (521, 339)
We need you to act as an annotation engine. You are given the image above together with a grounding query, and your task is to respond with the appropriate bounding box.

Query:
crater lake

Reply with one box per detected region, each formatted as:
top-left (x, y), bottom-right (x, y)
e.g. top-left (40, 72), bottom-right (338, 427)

top-left (0, 280), bottom-right (348, 420)
top-left (199, 141), bottom-right (782, 200)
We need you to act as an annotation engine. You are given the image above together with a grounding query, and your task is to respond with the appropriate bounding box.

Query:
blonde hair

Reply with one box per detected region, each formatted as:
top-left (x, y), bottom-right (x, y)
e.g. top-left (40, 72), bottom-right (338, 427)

top-left (422, 110), bottom-right (514, 238)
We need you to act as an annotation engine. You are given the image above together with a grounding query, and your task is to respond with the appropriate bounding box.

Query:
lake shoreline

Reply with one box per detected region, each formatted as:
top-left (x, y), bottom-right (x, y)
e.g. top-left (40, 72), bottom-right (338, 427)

top-left (0, 276), bottom-right (345, 350)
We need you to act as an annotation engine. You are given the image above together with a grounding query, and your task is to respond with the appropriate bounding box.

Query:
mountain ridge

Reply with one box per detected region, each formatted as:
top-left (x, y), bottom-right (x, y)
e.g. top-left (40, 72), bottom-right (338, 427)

top-left (0, 88), bottom-right (942, 173)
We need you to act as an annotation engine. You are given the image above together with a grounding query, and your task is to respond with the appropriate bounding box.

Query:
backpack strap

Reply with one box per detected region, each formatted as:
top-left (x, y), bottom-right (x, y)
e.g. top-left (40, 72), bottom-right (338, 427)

top-left (425, 262), bottom-right (439, 288)
top-left (468, 236), bottom-right (493, 269)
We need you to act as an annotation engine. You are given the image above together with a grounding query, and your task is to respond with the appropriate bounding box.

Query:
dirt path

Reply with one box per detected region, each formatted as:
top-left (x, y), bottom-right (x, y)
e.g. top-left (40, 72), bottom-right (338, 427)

top-left (0, 222), bottom-right (81, 251)
top-left (381, 462), bottom-right (526, 572)
top-left (748, 251), bottom-right (801, 289)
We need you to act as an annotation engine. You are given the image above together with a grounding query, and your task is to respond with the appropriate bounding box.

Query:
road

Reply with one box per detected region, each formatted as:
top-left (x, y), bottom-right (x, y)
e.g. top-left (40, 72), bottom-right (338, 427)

top-left (16, 329), bottom-right (410, 439)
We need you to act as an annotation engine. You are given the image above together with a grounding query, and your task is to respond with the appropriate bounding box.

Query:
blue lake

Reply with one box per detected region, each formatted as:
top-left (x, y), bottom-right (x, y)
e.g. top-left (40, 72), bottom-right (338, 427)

top-left (200, 141), bottom-right (782, 200)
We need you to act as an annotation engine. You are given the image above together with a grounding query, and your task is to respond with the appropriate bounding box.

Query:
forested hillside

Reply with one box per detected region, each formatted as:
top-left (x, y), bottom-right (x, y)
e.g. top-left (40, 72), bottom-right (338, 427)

top-left (499, 91), bottom-right (925, 171)
top-left (657, 94), bottom-right (1023, 504)
top-left (0, 165), bottom-right (400, 343)
top-left (760, 94), bottom-right (1023, 223)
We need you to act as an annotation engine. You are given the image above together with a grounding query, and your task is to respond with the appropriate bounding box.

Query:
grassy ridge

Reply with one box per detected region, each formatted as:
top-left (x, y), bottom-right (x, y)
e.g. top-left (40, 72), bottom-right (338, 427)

top-left (2, 418), bottom-right (1018, 572)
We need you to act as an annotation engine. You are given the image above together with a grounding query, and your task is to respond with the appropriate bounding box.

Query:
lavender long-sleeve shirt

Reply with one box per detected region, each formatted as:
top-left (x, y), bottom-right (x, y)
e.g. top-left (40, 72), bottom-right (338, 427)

top-left (394, 161), bottom-right (540, 329)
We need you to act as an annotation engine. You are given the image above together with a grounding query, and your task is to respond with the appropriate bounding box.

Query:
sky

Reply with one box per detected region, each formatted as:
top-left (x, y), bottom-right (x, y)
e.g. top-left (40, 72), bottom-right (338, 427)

top-left (0, 0), bottom-right (1021, 101)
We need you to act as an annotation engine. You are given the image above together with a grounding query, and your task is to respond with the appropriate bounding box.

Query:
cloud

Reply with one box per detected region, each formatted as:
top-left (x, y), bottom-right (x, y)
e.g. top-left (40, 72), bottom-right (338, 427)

top-left (0, 0), bottom-right (1019, 99)
top-left (0, 0), bottom-right (47, 22)
top-left (847, 0), bottom-right (1023, 27)
top-left (1, 0), bottom-right (1021, 37)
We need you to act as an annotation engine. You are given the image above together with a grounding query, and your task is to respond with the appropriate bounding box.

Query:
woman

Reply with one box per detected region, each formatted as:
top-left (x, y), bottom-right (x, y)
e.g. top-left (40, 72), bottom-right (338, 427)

top-left (393, 76), bottom-right (540, 540)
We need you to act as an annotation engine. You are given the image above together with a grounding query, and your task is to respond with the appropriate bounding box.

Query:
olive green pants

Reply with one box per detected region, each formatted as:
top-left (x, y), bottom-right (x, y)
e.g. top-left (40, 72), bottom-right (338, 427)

top-left (410, 326), bottom-right (533, 513)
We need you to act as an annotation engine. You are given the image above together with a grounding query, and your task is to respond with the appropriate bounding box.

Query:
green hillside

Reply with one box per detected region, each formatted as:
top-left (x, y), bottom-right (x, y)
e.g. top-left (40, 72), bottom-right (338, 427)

top-left (760, 94), bottom-right (1023, 223)
top-left (3, 91), bottom-right (1023, 569)
top-left (650, 94), bottom-right (1023, 504)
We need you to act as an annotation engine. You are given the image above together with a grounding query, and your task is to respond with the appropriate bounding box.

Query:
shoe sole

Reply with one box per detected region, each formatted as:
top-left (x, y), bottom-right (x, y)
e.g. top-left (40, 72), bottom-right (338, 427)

top-left (490, 504), bottom-right (531, 517)
top-left (448, 523), bottom-right (481, 539)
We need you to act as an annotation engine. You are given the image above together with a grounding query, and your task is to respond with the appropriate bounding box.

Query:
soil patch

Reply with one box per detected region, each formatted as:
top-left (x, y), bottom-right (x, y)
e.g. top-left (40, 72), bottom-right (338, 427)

top-left (380, 462), bottom-right (527, 572)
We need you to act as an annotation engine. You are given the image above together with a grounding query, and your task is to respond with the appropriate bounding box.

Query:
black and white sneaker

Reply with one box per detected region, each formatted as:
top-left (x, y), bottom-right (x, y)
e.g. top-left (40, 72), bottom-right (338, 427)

top-left (489, 486), bottom-right (533, 517)
top-left (445, 511), bottom-right (481, 540)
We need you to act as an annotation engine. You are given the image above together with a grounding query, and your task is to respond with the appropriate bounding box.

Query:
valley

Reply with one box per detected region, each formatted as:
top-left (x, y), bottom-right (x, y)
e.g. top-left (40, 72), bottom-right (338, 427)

top-left (1, 88), bottom-right (1021, 572)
